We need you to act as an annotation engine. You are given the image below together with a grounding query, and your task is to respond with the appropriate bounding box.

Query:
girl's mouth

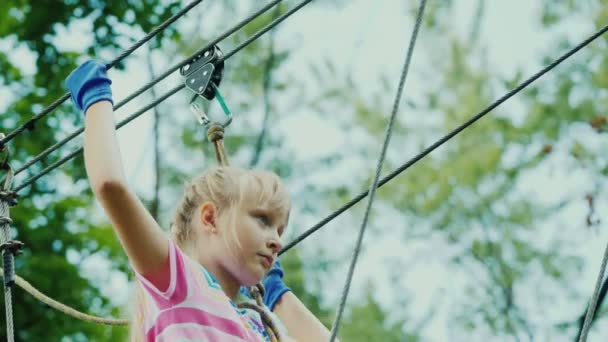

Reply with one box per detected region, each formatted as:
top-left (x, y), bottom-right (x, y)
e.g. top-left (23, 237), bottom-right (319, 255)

top-left (258, 254), bottom-right (272, 268)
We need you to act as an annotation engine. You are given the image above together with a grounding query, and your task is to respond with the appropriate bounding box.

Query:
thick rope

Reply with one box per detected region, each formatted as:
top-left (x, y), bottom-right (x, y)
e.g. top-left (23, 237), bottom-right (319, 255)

top-left (14, 0), bottom-right (316, 193)
top-left (202, 83), bottom-right (280, 339)
top-left (578, 238), bottom-right (608, 341)
top-left (202, 82), bottom-right (279, 342)
top-left (3, 289), bottom-right (12, 342)
top-left (280, 21), bottom-right (608, 257)
top-left (205, 124), bottom-right (280, 340)
top-left (0, 268), bottom-right (128, 326)
top-left (3, 3), bottom-right (607, 339)
top-left (4, 4), bottom-right (608, 340)
top-left (0, 226), bottom-right (14, 341)
top-left (2, 140), bottom-right (124, 328)
top-left (0, 0), bottom-right (205, 149)
top-left (13, 0), bottom-right (285, 177)
top-left (206, 123), bottom-right (230, 166)
top-left (329, 1), bottom-right (426, 339)
top-left (238, 302), bottom-right (280, 342)
top-left (238, 284), bottom-right (282, 342)
top-left (0, 137), bottom-right (16, 342)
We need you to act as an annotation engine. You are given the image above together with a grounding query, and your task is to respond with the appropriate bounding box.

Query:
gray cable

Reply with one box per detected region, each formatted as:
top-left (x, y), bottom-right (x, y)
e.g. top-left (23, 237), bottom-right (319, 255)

top-left (14, 0), bottom-right (316, 193)
top-left (579, 238), bottom-right (608, 341)
top-left (328, 1), bottom-right (426, 340)
top-left (280, 23), bottom-right (608, 256)
top-left (0, 0), bottom-right (205, 148)
top-left (13, 0), bottom-right (285, 177)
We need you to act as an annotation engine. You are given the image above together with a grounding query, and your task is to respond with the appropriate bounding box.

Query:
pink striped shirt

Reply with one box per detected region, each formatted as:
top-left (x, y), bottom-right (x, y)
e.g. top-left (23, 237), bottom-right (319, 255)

top-left (135, 240), bottom-right (286, 341)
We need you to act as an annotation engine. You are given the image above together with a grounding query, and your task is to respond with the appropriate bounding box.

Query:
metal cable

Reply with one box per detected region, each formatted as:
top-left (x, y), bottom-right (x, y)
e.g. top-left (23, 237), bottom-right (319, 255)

top-left (280, 22), bottom-right (608, 256)
top-left (3, 2), bottom-right (608, 338)
top-left (13, 0), bottom-right (285, 177)
top-left (13, 84), bottom-right (184, 193)
top-left (0, 0), bottom-right (205, 148)
top-left (114, 0), bottom-right (284, 108)
top-left (578, 238), bottom-right (608, 341)
top-left (220, 0), bottom-right (314, 61)
top-left (575, 276), bottom-right (608, 341)
top-left (328, 1), bottom-right (426, 339)
top-left (14, 0), bottom-right (315, 193)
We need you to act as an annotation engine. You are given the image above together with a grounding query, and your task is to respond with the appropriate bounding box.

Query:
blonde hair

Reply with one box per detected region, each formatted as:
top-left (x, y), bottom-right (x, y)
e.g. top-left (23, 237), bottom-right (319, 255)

top-left (130, 166), bottom-right (291, 341)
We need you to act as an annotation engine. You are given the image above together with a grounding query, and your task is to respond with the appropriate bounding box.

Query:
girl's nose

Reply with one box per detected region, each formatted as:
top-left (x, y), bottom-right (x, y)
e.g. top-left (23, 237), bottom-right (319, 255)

top-left (267, 238), bottom-right (282, 254)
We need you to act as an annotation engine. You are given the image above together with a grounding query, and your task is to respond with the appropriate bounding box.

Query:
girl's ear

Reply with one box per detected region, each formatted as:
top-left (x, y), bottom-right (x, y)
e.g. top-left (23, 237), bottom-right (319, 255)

top-left (199, 201), bottom-right (217, 233)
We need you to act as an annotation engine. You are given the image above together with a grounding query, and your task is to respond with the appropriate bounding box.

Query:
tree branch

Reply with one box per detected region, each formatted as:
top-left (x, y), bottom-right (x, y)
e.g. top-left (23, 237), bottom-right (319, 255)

top-left (146, 49), bottom-right (162, 220)
top-left (249, 8), bottom-right (280, 169)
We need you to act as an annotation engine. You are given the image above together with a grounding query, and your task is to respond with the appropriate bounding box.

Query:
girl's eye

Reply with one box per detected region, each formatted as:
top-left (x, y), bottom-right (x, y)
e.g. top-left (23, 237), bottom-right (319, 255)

top-left (256, 214), bottom-right (270, 226)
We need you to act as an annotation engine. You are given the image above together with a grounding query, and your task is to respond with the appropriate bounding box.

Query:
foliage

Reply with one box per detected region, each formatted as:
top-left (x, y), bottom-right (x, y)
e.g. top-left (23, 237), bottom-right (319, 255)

top-left (0, 1), bottom-right (184, 340)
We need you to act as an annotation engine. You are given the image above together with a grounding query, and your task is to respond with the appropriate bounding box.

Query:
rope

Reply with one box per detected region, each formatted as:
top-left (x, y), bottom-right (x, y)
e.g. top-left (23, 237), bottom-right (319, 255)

top-left (4, 140), bottom-right (127, 327)
top-left (7, 3), bottom-right (310, 329)
top-left (14, 0), bottom-right (316, 193)
top-left (328, 0), bottom-right (426, 339)
top-left (238, 284), bottom-right (282, 342)
top-left (207, 123), bottom-right (230, 166)
top-left (0, 268), bottom-right (128, 326)
top-left (0, 137), bottom-right (16, 342)
top-left (280, 21), bottom-right (608, 257)
top-left (578, 238), bottom-right (608, 341)
top-left (238, 302), bottom-right (280, 342)
top-left (0, 0), bottom-right (205, 149)
top-left (8, 2), bottom-right (606, 336)
top-left (13, 0), bottom-right (285, 177)
top-left (3, 288), bottom-right (12, 342)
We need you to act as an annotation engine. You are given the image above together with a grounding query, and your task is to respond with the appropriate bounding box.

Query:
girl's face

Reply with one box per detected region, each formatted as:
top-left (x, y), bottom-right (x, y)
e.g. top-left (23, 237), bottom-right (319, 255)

top-left (219, 199), bottom-right (289, 285)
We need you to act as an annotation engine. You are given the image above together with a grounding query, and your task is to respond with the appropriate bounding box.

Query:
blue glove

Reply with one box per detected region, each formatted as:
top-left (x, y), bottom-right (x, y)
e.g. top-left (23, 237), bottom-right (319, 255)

top-left (262, 260), bottom-right (291, 311)
top-left (65, 60), bottom-right (113, 113)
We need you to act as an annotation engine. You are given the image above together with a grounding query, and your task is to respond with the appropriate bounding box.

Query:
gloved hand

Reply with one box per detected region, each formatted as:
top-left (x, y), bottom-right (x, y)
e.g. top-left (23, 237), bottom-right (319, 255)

top-left (65, 60), bottom-right (113, 113)
top-left (262, 259), bottom-right (291, 311)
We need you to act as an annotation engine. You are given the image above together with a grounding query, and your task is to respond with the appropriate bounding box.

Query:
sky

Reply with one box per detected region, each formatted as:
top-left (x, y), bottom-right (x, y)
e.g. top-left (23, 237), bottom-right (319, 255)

top-left (2, 0), bottom-right (608, 341)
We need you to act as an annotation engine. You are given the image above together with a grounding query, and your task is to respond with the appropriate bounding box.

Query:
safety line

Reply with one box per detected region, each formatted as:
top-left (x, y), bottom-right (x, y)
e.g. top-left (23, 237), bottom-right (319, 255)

top-left (14, 0), bottom-right (316, 193)
top-left (0, 0), bottom-right (205, 148)
top-left (13, 0), bottom-right (285, 177)
top-left (280, 22), bottom-right (608, 256)
top-left (579, 239), bottom-right (608, 341)
top-left (329, 0), bottom-right (426, 339)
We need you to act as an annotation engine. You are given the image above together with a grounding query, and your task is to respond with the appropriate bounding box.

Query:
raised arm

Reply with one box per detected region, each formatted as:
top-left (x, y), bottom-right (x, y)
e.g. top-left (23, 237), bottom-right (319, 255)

top-left (67, 61), bottom-right (169, 289)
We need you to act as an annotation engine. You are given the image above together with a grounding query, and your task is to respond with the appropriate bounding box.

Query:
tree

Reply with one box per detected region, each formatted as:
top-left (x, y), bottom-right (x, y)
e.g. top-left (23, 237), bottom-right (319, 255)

top-left (0, 1), bottom-right (433, 340)
top-left (0, 1), bottom-right (186, 340)
top-left (301, 1), bottom-right (608, 340)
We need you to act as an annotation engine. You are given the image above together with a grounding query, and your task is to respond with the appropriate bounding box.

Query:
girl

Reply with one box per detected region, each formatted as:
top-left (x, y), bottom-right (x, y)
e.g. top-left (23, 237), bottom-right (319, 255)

top-left (66, 60), bottom-right (333, 341)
